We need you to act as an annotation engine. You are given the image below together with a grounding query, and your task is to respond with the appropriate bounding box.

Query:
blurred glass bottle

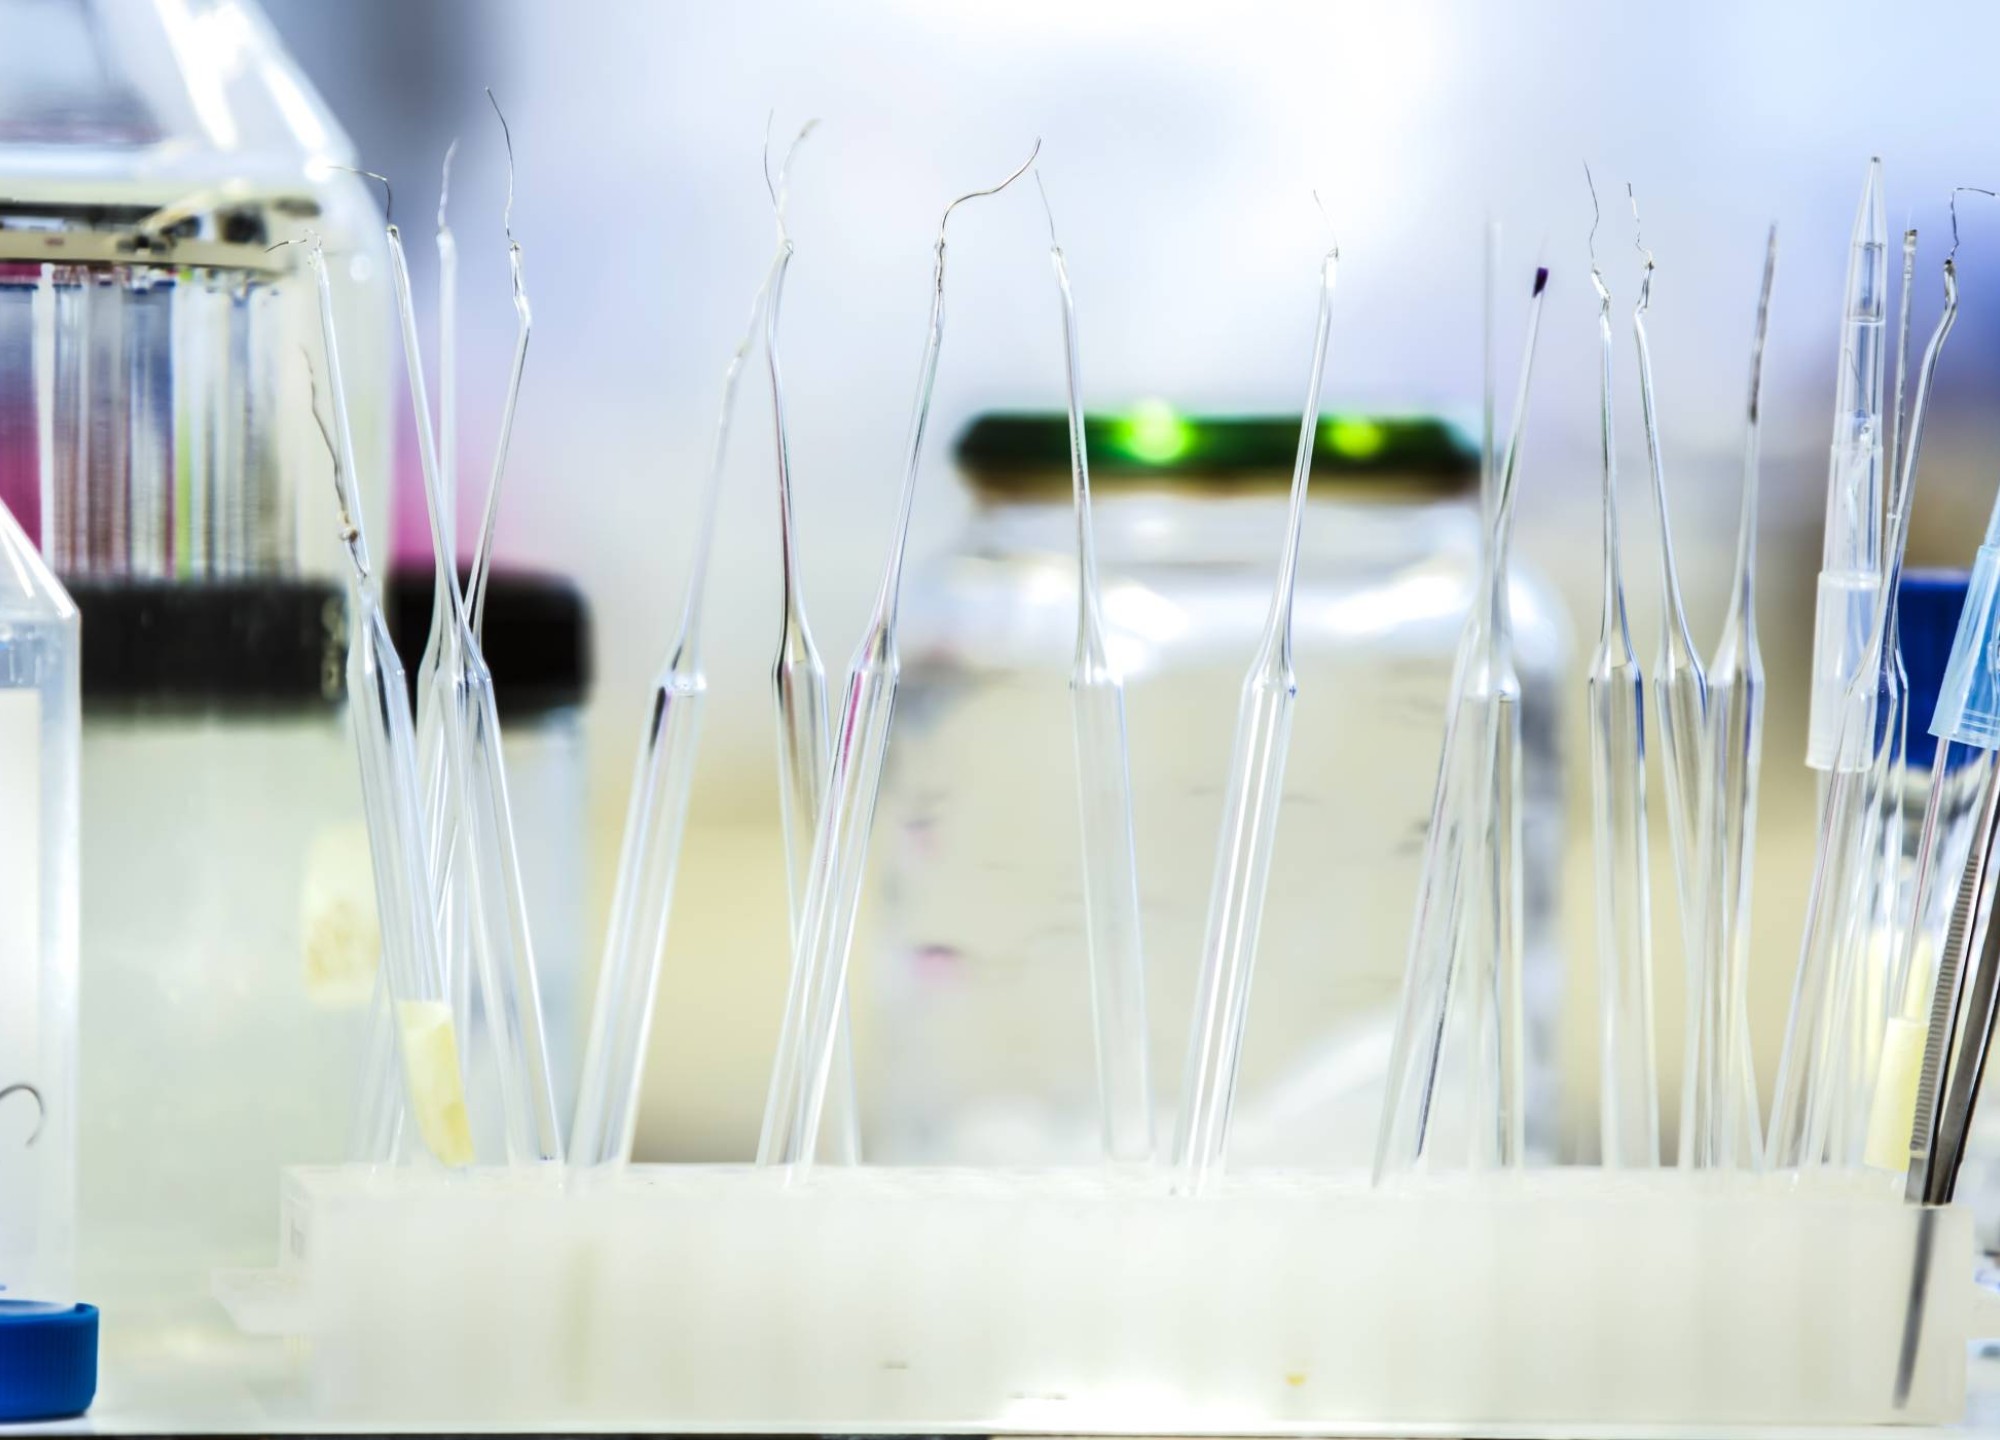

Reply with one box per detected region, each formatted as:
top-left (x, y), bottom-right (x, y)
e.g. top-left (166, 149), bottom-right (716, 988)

top-left (867, 406), bottom-right (1569, 1165)
top-left (0, 0), bottom-right (392, 1334)
top-left (0, 492), bottom-right (79, 1310)
top-left (0, 0), bottom-right (390, 573)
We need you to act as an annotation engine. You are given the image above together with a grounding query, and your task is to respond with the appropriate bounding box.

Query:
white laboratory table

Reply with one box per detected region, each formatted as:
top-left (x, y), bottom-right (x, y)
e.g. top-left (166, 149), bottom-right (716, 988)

top-left (27, 1317), bottom-right (2000, 1437)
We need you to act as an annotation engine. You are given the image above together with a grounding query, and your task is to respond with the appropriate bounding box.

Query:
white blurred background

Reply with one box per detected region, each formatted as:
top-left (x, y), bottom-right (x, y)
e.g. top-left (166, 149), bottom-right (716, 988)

top-left (259, 0), bottom-right (2000, 1158)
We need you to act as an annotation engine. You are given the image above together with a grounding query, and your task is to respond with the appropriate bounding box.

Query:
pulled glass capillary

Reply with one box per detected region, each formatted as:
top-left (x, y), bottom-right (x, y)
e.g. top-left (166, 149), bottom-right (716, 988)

top-left (299, 233), bottom-right (371, 582)
top-left (871, 138), bottom-right (1041, 623)
top-left (1887, 228), bottom-right (1916, 497)
top-left (667, 118), bottom-right (822, 670)
top-left (336, 164), bottom-right (393, 226)
top-left (764, 114), bottom-right (820, 620)
top-left (468, 89), bottom-right (530, 640)
top-left (436, 138), bottom-right (460, 564)
top-left (303, 346), bottom-right (366, 582)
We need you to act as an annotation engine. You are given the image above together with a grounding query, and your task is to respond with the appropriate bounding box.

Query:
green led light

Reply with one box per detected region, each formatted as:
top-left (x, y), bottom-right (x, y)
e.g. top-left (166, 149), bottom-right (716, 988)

top-left (1118, 399), bottom-right (1193, 465)
top-left (1324, 416), bottom-right (1387, 459)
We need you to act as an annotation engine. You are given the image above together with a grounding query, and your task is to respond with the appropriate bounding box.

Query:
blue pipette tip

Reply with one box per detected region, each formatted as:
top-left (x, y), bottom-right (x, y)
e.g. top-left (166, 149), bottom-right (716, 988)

top-left (1930, 547), bottom-right (2000, 749)
top-left (1532, 266), bottom-right (1549, 295)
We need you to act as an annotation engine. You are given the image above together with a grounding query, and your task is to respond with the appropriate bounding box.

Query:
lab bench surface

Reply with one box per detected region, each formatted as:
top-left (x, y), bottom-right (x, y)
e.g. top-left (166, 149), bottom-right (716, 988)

top-left (22, 1331), bottom-right (2000, 1437)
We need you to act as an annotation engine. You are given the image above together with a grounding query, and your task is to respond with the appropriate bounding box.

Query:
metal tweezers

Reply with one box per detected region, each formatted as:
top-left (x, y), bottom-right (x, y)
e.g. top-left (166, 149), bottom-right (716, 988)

top-left (1896, 759), bottom-right (2000, 1408)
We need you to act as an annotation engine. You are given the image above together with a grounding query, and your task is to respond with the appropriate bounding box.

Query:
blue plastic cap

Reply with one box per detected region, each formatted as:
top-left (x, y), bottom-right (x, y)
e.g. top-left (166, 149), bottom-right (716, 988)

top-left (1928, 551), bottom-right (2000, 754)
top-left (0, 1302), bottom-right (97, 1421)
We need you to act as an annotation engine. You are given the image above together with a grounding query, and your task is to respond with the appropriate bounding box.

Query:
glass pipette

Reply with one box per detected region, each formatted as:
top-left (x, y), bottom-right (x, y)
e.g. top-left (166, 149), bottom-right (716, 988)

top-left (1888, 228), bottom-right (1919, 535)
top-left (1824, 249), bottom-right (1957, 1168)
top-left (1375, 263), bottom-right (1550, 1181)
top-left (1772, 250), bottom-right (1956, 1170)
top-left (1584, 187), bottom-right (1657, 1168)
top-left (388, 214), bottom-right (563, 1165)
top-left (308, 235), bottom-right (473, 1168)
top-left (1039, 174), bottom-right (1154, 1164)
top-left (573, 128), bottom-right (811, 1169)
top-left (759, 141), bottom-right (1039, 1173)
top-left (1831, 229), bottom-right (1924, 1164)
top-left (1864, 233), bottom-right (1928, 1160)
top-left (1623, 191), bottom-right (1713, 1167)
top-left (1855, 217), bottom-right (1985, 1170)
top-left (468, 93), bottom-right (529, 643)
top-left (1806, 158), bottom-right (1888, 774)
top-left (416, 139), bottom-right (462, 905)
top-left (1693, 225), bottom-right (1778, 1170)
top-left (352, 145), bottom-right (467, 1166)
top-left (754, 123), bottom-right (861, 1168)
top-left (1173, 223), bottom-right (1337, 1191)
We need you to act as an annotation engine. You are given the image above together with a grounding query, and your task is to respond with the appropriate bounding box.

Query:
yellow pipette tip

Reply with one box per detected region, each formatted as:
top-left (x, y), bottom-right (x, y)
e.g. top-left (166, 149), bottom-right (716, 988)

top-left (397, 1000), bottom-right (476, 1167)
top-left (1864, 1015), bottom-right (1926, 1175)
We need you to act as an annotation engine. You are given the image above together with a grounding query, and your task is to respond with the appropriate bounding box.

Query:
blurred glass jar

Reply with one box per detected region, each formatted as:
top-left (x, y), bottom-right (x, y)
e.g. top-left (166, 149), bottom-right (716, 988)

top-left (0, 0), bottom-right (391, 580)
top-left (74, 569), bottom-right (589, 1337)
top-left (72, 578), bottom-right (362, 1332)
top-left (865, 407), bottom-right (1569, 1166)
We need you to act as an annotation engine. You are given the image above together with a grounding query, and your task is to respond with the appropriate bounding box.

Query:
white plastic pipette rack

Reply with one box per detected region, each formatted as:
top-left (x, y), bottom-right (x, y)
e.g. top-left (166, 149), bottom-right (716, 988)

top-left (214, 1164), bottom-right (1995, 1431)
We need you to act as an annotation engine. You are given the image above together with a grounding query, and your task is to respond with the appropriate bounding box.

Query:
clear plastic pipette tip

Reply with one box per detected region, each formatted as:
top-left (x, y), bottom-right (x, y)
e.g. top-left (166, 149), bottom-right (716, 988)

top-left (1806, 157), bottom-right (1888, 771)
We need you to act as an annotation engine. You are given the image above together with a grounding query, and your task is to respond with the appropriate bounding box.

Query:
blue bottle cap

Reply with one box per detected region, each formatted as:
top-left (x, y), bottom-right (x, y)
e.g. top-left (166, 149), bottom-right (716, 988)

top-left (1905, 569), bottom-right (1973, 769)
top-left (0, 1302), bottom-right (97, 1421)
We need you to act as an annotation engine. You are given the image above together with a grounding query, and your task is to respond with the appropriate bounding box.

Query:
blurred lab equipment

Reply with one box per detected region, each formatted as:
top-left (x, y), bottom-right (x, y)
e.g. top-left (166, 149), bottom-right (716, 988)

top-left (72, 577), bottom-right (359, 1317)
top-left (0, 0), bottom-right (393, 1333)
top-left (0, 491), bottom-right (94, 1420)
top-left (871, 407), bottom-right (1567, 1165)
top-left (0, 0), bottom-right (391, 575)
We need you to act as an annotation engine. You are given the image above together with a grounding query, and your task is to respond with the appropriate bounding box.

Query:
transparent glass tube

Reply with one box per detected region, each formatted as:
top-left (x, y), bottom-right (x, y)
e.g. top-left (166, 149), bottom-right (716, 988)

top-left (1628, 249), bottom-right (1712, 1167)
top-left (764, 627), bottom-right (901, 1167)
top-left (389, 224), bottom-right (562, 1165)
top-left (1071, 665), bottom-right (1151, 1160)
top-left (1774, 256), bottom-right (1955, 1170)
top-left (1689, 226), bottom-right (1776, 1171)
top-left (346, 598), bottom-right (474, 1168)
top-left (762, 236), bottom-right (860, 1169)
top-left (309, 238), bottom-right (471, 1169)
top-left (1175, 643), bottom-right (1298, 1183)
top-left (1173, 247), bottom-right (1334, 1189)
top-left (1586, 265), bottom-right (1656, 1167)
top-left (1475, 682), bottom-right (1527, 1168)
top-left (1376, 265), bottom-right (1546, 1181)
top-left (760, 145), bottom-right (1037, 1171)
top-left (572, 240), bottom-right (782, 1166)
top-left (1376, 657), bottom-right (1481, 1177)
top-left (1044, 214), bottom-right (1153, 1165)
top-left (569, 665), bottom-right (703, 1166)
